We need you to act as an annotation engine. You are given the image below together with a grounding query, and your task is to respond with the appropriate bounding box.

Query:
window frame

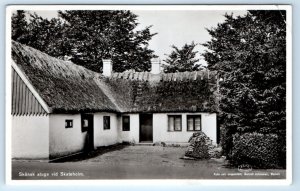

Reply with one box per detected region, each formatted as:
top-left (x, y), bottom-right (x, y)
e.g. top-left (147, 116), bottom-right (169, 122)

top-left (187, 115), bottom-right (202, 131)
top-left (122, 116), bottom-right (130, 131)
top-left (65, 119), bottom-right (73, 128)
top-left (103, 116), bottom-right (111, 130)
top-left (167, 115), bottom-right (182, 132)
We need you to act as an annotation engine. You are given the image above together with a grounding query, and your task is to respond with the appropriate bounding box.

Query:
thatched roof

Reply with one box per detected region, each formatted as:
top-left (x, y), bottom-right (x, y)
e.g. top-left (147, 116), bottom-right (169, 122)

top-left (11, 41), bottom-right (119, 113)
top-left (106, 70), bottom-right (219, 113)
top-left (111, 70), bottom-right (216, 82)
top-left (12, 41), bottom-right (219, 114)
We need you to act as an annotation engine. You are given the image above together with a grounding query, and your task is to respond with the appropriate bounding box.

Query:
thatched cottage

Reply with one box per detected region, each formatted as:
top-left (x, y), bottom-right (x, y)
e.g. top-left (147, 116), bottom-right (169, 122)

top-left (11, 41), bottom-right (219, 160)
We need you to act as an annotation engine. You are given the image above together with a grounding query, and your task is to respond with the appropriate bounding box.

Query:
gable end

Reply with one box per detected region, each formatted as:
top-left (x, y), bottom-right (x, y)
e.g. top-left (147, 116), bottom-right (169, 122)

top-left (11, 66), bottom-right (49, 116)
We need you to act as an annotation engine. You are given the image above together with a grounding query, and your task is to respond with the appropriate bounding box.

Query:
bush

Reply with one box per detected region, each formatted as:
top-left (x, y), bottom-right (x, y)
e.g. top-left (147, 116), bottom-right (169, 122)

top-left (231, 132), bottom-right (283, 169)
top-left (184, 132), bottom-right (213, 159)
top-left (209, 147), bottom-right (223, 158)
top-left (219, 125), bottom-right (234, 157)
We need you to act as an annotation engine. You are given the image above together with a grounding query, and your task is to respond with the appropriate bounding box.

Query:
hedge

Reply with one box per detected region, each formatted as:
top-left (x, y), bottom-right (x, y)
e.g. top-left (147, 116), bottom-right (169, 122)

top-left (231, 132), bottom-right (284, 169)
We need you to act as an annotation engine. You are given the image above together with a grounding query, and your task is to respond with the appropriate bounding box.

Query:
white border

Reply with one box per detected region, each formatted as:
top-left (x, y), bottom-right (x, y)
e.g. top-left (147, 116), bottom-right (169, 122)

top-left (286, 3), bottom-right (293, 186)
top-left (4, 4), bottom-right (292, 11)
top-left (5, 4), bottom-right (292, 186)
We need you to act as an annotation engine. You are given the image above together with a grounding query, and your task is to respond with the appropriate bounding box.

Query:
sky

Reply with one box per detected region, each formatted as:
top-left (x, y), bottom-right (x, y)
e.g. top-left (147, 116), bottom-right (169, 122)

top-left (26, 10), bottom-right (247, 66)
top-left (133, 10), bottom-right (246, 65)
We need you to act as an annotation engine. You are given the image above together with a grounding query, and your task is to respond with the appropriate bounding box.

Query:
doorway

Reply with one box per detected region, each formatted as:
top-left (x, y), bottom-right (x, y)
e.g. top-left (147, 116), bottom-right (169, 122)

top-left (81, 114), bottom-right (94, 151)
top-left (139, 114), bottom-right (153, 142)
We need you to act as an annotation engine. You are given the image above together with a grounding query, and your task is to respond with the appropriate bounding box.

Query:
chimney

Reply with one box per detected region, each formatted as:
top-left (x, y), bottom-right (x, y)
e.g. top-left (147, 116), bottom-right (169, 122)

top-left (102, 59), bottom-right (112, 77)
top-left (151, 58), bottom-right (161, 74)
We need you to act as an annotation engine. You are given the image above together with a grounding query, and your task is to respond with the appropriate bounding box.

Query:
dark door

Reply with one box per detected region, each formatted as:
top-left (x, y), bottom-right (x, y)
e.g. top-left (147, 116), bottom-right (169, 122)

top-left (140, 114), bottom-right (153, 142)
top-left (81, 114), bottom-right (94, 151)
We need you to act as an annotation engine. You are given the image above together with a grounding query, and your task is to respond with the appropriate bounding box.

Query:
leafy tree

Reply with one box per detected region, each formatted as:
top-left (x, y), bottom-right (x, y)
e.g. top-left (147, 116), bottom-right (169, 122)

top-left (163, 42), bottom-right (200, 73)
top-left (11, 10), bottom-right (28, 43)
top-left (22, 13), bottom-right (71, 58)
top-left (58, 10), bottom-right (157, 72)
top-left (202, 11), bottom-right (286, 157)
top-left (11, 10), bottom-right (157, 73)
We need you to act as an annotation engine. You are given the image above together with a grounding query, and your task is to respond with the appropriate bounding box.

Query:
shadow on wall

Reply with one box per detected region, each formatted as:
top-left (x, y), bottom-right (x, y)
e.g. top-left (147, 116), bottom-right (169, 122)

top-left (83, 132), bottom-right (92, 153)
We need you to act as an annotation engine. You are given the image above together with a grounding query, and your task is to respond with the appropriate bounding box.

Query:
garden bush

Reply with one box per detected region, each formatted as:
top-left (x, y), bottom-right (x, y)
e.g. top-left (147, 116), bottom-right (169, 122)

top-left (231, 132), bottom-right (283, 169)
top-left (184, 132), bottom-right (220, 159)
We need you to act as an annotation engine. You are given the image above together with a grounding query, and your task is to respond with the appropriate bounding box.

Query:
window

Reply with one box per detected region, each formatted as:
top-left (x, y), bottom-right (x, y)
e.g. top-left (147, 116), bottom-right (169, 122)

top-left (81, 114), bottom-right (93, 132)
top-left (65, 120), bottom-right (73, 128)
top-left (103, 116), bottom-right (110, 130)
top-left (122, 116), bottom-right (130, 131)
top-left (168, 115), bottom-right (182, 131)
top-left (81, 118), bottom-right (88, 132)
top-left (187, 115), bottom-right (201, 131)
top-left (83, 119), bottom-right (88, 128)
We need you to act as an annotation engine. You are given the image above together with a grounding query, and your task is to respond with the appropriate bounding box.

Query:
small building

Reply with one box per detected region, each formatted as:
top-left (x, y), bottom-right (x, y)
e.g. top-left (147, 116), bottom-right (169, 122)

top-left (11, 41), bottom-right (219, 160)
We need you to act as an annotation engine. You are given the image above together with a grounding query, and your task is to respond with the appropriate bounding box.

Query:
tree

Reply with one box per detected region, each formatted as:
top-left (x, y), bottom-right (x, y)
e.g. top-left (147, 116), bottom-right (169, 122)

top-left (11, 10), bottom-right (28, 43)
top-left (163, 42), bottom-right (200, 73)
top-left (11, 10), bottom-right (157, 73)
top-left (23, 13), bottom-right (71, 58)
top-left (59, 10), bottom-right (157, 72)
top-left (202, 11), bottom-right (286, 157)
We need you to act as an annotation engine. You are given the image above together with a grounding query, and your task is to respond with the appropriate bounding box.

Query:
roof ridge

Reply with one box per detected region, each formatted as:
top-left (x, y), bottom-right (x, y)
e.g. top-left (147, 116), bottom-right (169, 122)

top-left (111, 69), bottom-right (217, 82)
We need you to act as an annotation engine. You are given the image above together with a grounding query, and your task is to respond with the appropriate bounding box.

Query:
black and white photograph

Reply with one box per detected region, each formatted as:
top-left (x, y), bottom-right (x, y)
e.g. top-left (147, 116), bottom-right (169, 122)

top-left (6, 5), bottom-right (292, 184)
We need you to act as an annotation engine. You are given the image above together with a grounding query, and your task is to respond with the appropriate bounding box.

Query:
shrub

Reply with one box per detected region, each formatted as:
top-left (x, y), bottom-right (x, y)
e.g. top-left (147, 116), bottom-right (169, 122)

top-left (185, 132), bottom-right (212, 159)
top-left (209, 147), bottom-right (223, 158)
top-left (231, 132), bottom-right (283, 169)
top-left (219, 124), bottom-right (234, 157)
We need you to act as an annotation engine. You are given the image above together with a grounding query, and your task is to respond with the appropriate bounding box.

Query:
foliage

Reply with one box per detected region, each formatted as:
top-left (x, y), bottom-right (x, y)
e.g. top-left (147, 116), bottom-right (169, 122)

top-left (202, 11), bottom-right (286, 163)
top-left (24, 13), bottom-right (70, 59)
top-left (11, 10), bottom-right (157, 73)
top-left (163, 42), bottom-right (201, 73)
top-left (231, 133), bottom-right (284, 168)
top-left (185, 132), bottom-right (210, 159)
top-left (11, 10), bottom-right (28, 43)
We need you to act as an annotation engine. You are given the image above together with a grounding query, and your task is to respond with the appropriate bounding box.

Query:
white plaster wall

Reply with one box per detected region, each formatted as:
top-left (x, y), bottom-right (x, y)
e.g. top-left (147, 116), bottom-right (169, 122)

top-left (201, 113), bottom-right (217, 143)
top-left (12, 115), bottom-right (49, 159)
top-left (94, 112), bottom-right (119, 147)
top-left (49, 114), bottom-right (86, 158)
top-left (118, 114), bottom-right (140, 143)
top-left (153, 113), bottom-right (217, 144)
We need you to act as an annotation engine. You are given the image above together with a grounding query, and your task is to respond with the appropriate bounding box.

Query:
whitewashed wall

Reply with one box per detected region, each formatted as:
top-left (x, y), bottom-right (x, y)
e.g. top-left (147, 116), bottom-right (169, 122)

top-left (201, 113), bottom-right (217, 143)
top-left (94, 112), bottom-right (119, 147)
top-left (49, 114), bottom-right (86, 158)
top-left (118, 114), bottom-right (140, 143)
top-left (12, 111), bottom-right (217, 159)
top-left (117, 113), bottom-right (217, 144)
top-left (12, 115), bottom-right (49, 159)
top-left (152, 113), bottom-right (217, 144)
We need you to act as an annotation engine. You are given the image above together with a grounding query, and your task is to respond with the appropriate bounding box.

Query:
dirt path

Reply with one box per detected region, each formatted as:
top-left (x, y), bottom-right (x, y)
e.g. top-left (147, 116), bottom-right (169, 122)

top-left (12, 145), bottom-right (286, 180)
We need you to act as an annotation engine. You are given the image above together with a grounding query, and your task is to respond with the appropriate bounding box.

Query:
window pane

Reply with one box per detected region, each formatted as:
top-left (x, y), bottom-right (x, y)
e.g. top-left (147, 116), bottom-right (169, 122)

top-left (168, 116), bottom-right (174, 131)
top-left (195, 117), bottom-right (201, 130)
top-left (65, 120), bottom-right (73, 128)
top-left (174, 117), bottom-right (181, 131)
top-left (83, 119), bottom-right (88, 127)
top-left (187, 117), bottom-right (194, 131)
top-left (104, 116), bottom-right (110, 130)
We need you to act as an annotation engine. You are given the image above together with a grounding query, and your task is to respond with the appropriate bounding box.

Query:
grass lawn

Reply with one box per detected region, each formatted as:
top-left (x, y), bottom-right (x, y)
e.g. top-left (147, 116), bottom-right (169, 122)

top-left (12, 145), bottom-right (286, 180)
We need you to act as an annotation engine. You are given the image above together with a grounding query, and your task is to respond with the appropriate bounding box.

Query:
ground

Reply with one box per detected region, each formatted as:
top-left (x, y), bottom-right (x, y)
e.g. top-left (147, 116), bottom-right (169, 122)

top-left (12, 145), bottom-right (286, 180)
